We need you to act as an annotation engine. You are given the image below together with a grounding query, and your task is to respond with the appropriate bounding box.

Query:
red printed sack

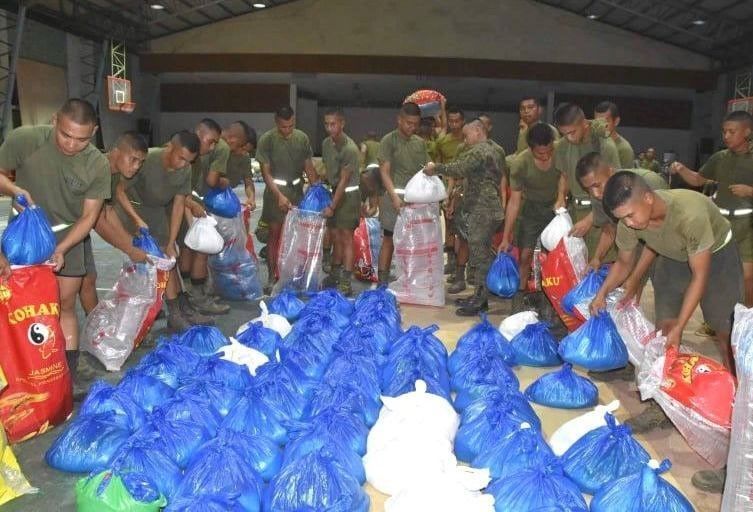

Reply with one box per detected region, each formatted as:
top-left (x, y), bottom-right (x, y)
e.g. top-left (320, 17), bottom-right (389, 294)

top-left (539, 239), bottom-right (583, 332)
top-left (354, 218), bottom-right (377, 282)
top-left (0, 265), bottom-right (72, 442)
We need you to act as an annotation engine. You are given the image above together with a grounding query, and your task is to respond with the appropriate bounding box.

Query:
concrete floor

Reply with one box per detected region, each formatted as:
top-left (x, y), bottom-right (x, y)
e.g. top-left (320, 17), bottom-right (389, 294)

top-left (0, 187), bottom-right (724, 512)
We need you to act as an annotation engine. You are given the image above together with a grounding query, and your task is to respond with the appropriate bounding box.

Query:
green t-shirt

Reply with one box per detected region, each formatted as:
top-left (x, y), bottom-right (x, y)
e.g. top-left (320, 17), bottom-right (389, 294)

top-left (436, 132), bottom-right (464, 163)
top-left (124, 147), bottom-right (192, 208)
top-left (516, 123), bottom-right (559, 155)
top-left (362, 139), bottom-right (380, 167)
top-left (192, 138), bottom-right (230, 197)
top-left (107, 171), bottom-right (121, 205)
top-left (225, 152), bottom-right (253, 188)
top-left (643, 159), bottom-right (662, 174)
top-left (700, 149), bottom-right (753, 210)
top-left (322, 134), bottom-right (360, 188)
top-left (554, 119), bottom-right (620, 200)
top-left (256, 128), bottom-right (313, 183)
top-left (614, 135), bottom-right (636, 169)
top-left (509, 149), bottom-right (562, 205)
top-left (377, 130), bottom-right (429, 189)
top-left (0, 125), bottom-right (110, 226)
top-left (424, 135), bottom-right (440, 163)
top-left (615, 189), bottom-right (731, 262)
top-left (592, 168), bottom-right (668, 227)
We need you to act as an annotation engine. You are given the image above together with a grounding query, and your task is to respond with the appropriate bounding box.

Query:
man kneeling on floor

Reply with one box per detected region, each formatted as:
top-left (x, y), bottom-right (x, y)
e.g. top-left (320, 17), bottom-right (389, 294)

top-left (589, 171), bottom-right (741, 494)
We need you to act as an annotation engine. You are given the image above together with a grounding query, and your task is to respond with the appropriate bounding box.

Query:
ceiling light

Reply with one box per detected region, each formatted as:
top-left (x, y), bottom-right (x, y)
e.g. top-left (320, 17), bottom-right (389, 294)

top-left (691, 19), bottom-right (706, 25)
top-left (587, 13), bottom-right (599, 20)
top-left (253, 2), bottom-right (266, 7)
top-left (150, 3), bottom-right (165, 9)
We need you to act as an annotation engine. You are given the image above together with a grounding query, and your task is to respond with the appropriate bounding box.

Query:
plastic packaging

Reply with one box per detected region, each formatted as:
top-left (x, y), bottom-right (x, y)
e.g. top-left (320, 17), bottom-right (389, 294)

top-left (0, 411), bottom-right (37, 506)
top-left (472, 422), bottom-right (554, 480)
top-left (194, 355), bottom-right (253, 391)
top-left (382, 326), bottom-right (451, 400)
top-left (132, 227), bottom-right (166, 258)
top-left (175, 325), bottom-right (229, 355)
top-left (158, 395), bottom-right (222, 436)
top-left (1, 195), bottom-right (55, 265)
top-left (75, 470), bottom-right (166, 512)
top-left (304, 288), bottom-right (354, 318)
top-left (449, 314), bottom-right (516, 379)
top-left (384, 466), bottom-right (495, 512)
top-left (305, 380), bottom-right (381, 427)
top-left (524, 363), bottom-right (598, 409)
top-left (606, 289), bottom-right (656, 366)
top-left (354, 217), bottom-right (381, 282)
top-left (204, 186), bottom-right (242, 218)
top-left (559, 311), bottom-right (628, 372)
top-left (498, 310), bottom-right (539, 341)
top-left (404, 169), bottom-right (448, 203)
top-left (290, 407), bottom-right (369, 457)
top-left (390, 203), bottom-right (445, 307)
top-left (201, 428), bottom-right (282, 482)
top-left (562, 265), bottom-right (608, 317)
top-left (541, 207), bottom-right (573, 251)
top-left (216, 337), bottom-right (269, 376)
top-left (184, 215), bottom-right (224, 254)
top-left (134, 342), bottom-right (204, 389)
top-left (452, 367), bottom-right (520, 412)
top-left (591, 459), bottom-right (693, 512)
top-left (140, 409), bottom-right (212, 468)
top-left (561, 413), bottom-right (650, 494)
top-left (273, 208), bottom-right (326, 294)
top-left (238, 300), bottom-right (292, 338)
top-left (109, 435), bottom-right (182, 500)
top-left (79, 380), bottom-right (147, 431)
top-left (298, 182), bottom-right (332, 213)
top-left (284, 427), bottom-right (367, 485)
top-left (549, 400), bottom-right (620, 456)
top-left (280, 313), bottom-right (341, 379)
top-left (509, 322), bottom-right (562, 367)
top-left (174, 378), bottom-right (242, 418)
top-left (267, 288), bottom-right (305, 321)
top-left (209, 213), bottom-right (263, 300)
top-left (539, 239), bottom-right (585, 332)
top-left (164, 494), bottom-right (245, 512)
top-left (486, 251), bottom-right (520, 298)
top-left (235, 320), bottom-right (281, 358)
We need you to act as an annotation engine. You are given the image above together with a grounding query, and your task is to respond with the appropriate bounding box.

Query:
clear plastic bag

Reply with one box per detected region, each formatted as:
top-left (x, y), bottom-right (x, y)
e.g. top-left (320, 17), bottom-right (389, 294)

top-left (0, 414), bottom-right (37, 506)
top-left (209, 214), bottom-right (263, 300)
top-left (606, 289), bottom-right (656, 366)
top-left (404, 170), bottom-right (448, 203)
top-left (274, 208), bottom-right (326, 294)
top-left (390, 203), bottom-right (445, 307)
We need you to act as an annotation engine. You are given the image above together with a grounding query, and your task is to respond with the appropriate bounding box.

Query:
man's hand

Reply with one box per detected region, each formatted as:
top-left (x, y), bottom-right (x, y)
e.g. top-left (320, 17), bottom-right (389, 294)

top-left (12, 187), bottom-right (33, 209)
top-left (391, 194), bottom-right (403, 211)
top-left (277, 193), bottom-right (293, 212)
top-left (424, 162), bottom-right (436, 176)
top-left (569, 218), bottom-right (591, 238)
top-left (136, 219), bottom-right (149, 230)
top-left (0, 253), bottom-right (10, 280)
top-left (589, 293), bottom-right (607, 316)
top-left (164, 243), bottom-right (178, 260)
top-left (669, 161), bottom-right (687, 175)
top-left (497, 236), bottom-right (510, 253)
top-left (618, 277), bottom-right (640, 307)
top-left (730, 184), bottom-right (753, 198)
top-left (322, 206), bottom-right (335, 218)
top-left (665, 326), bottom-right (682, 350)
top-left (588, 257), bottom-right (601, 271)
top-left (554, 199), bottom-right (566, 210)
top-left (126, 247), bottom-right (148, 264)
top-left (188, 201), bottom-right (206, 218)
top-left (49, 251), bottom-right (64, 272)
top-left (245, 199), bottom-right (256, 211)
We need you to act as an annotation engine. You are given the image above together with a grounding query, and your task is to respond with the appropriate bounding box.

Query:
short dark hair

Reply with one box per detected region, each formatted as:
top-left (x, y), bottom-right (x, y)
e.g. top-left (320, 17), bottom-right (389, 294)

top-left (526, 122), bottom-right (555, 148)
top-left (198, 118), bottom-right (222, 135)
top-left (447, 106), bottom-right (465, 119)
top-left (233, 120), bottom-right (257, 147)
top-left (324, 107), bottom-right (345, 119)
top-left (400, 102), bottom-right (421, 117)
top-left (595, 101), bottom-right (620, 118)
top-left (115, 130), bottom-right (148, 154)
top-left (171, 130), bottom-right (200, 155)
top-left (275, 105), bottom-right (295, 120)
top-left (575, 152), bottom-right (603, 184)
top-left (554, 102), bottom-right (585, 127)
top-left (724, 110), bottom-right (753, 129)
top-left (520, 97), bottom-right (543, 107)
top-left (59, 98), bottom-right (97, 126)
top-left (603, 170), bottom-right (651, 215)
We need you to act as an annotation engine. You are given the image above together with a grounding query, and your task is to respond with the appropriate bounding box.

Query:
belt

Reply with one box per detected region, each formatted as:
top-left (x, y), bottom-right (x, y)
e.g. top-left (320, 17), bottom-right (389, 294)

top-left (10, 209), bottom-right (70, 232)
top-left (718, 207), bottom-right (753, 217)
top-left (345, 185), bottom-right (360, 193)
top-left (393, 189), bottom-right (406, 195)
top-left (273, 178), bottom-right (302, 187)
top-left (574, 198), bottom-right (592, 207)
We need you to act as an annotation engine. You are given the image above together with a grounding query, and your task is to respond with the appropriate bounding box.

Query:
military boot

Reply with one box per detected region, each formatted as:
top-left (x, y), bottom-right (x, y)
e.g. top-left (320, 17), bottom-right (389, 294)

top-left (337, 271), bottom-right (354, 297)
top-left (177, 292), bottom-right (215, 326)
top-left (323, 265), bottom-right (341, 288)
top-left (166, 297), bottom-right (192, 332)
top-left (456, 285), bottom-right (489, 316)
top-left (447, 265), bottom-right (467, 294)
top-left (189, 284), bottom-right (230, 315)
top-left (624, 401), bottom-right (672, 434)
top-left (466, 265), bottom-right (478, 286)
top-left (691, 468), bottom-right (726, 494)
top-left (444, 251), bottom-right (456, 275)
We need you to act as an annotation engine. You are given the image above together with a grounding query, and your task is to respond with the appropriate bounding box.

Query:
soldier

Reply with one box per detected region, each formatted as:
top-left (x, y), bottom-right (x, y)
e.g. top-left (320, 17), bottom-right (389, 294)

top-left (668, 110), bottom-right (753, 306)
top-left (417, 117), bottom-right (441, 163)
top-left (515, 97), bottom-right (559, 156)
top-left (320, 109), bottom-right (362, 296)
top-left (643, 147), bottom-right (662, 173)
top-left (594, 101), bottom-right (635, 169)
top-left (220, 120), bottom-right (257, 210)
top-left (376, 102), bottom-right (429, 285)
top-left (360, 131), bottom-right (381, 169)
top-left (425, 119), bottom-right (505, 316)
top-left (257, 105), bottom-right (317, 293)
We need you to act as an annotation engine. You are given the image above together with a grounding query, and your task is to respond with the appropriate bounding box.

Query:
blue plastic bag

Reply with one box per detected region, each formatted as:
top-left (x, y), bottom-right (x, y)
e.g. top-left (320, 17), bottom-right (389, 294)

top-left (264, 450), bottom-right (370, 512)
top-left (267, 288), bottom-right (305, 321)
top-left (562, 265), bottom-right (609, 315)
top-left (510, 322), bottom-right (562, 367)
top-left (132, 227), bottom-right (166, 258)
top-left (486, 250), bottom-right (520, 298)
top-left (45, 412), bottom-right (132, 473)
top-left (561, 413), bottom-right (651, 494)
top-left (222, 388), bottom-right (290, 445)
top-left (390, 325), bottom-right (448, 366)
top-left (524, 363), bottom-right (599, 409)
top-left (449, 314), bottom-right (516, 374)
top-left (381, 351), bottom-right (451, 401)
top-left (203, 428), bottom-right (282, 482)
top-left (175, 325), bottom-right (230, 356)
top-left (298, 182), bottom-right (332, 213)
top-left (235, 321), bottom-right (281, 358)
top-left (303, 288), bottom-right (354, 318)
top-left (332, 325), bottom-right (385, 363)
top-left (559, 311), bottom-right (629, 372)
top-left (453, 368), bottom-right (520, 412)
top-left (304, 380), bottom-right (381, 427)
top-left (282, 433), bottom-right (367, 485)
top-left (79, 381), bottom-right (147, 432)
top-left (450, 353), bottom-right (518, 398)
top-left (321, 352), bottom-right (381, 401)
top-left (354, 284), bottom-right (399, 313)
top-left (487, 457), bottom-right (588, 512)
top-left (191, 355), bottom-right (253, 392)
top-left (591, 459), bottom-right (694, 512)
top-left (280, 313), bottom-right (342, 379)
top-left (110, 434), bottom-right (182, 499)
top-left (165, 494), bottom-right (245, 512)
top-left (175, 378), bottom-right (242, 417)
top-left (115, 371), bottom-right (175, 413)
top-left (1, 195), bottom-right (55, 265)
top-left (204, 186), bottom-right (242, 218)
top-left (472, 422), bottom-right (555, 480)
top-left (141, 409), bottom-right (213, 469)
top-left (157, 394), bottom-right (223, 437)
top-left (290, 408), bottom-right (369, 456)
top-left (135, 341), bottom-right (204, 388)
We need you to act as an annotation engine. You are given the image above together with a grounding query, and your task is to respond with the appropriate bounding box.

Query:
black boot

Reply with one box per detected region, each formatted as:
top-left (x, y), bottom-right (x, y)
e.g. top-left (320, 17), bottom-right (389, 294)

top-left (456, 286), bottom-right (488, 316)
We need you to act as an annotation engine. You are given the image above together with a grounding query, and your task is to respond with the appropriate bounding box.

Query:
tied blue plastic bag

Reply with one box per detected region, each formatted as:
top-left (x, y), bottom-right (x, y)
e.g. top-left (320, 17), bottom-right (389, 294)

top-left (222, 388), bottom-right (290, 445)
top-left (175, 325), bottom-right (229, 356)
top-left (204, 186), bottom-right (241, 218)
top-left (110, 434), bottom-right (182, 500)
top-left (472, 422), bottom-right (555, 480)
top-left (175, 378), bottom-right (242, 417)
top-left (559, 311), bottom-right (629, 372)
top-left (165, 494), bottom-right (245, 512)
top-left (201, 428), bottom-right (282, 482)
top-left (486, 250), bottom-right (520, 298)
top-left (321, 352), bottom-right (381, 401)
top-left (303, 288), bottom-right (354, 318)
top-left (141, 409), bottom-right (213, 468)
top-left (487, 457), bottom-right (588, 512)
top-left (381, 350), bottom-right (451, 401)
top-left (510, 322), bottom-right (562, 367)
top-left (1, 195), bottom-right (56, 265)
top-left (45, 411), bottom-right (132, 473)
top-left (453, 367), bottom-right (520, 412)
top-left (79, 380), bottom-right (147, 431)
top-left (264, 449), bottom-right (370, 512)
top-left (290, 408), bottom-right (369, 457)
top-left (192, 355), bottom-right (253, 392)
top-left (267, 288), bottom-right (305, 321)
top-left (157, 394), bottom-right (222, 437)
top-left (353, 285), bottom-right (401, 329)
top-left (561, 412), bottom-right (650, 494)
top-left (449, 313), bottom-right (516, 372)
top-left (280, 313), bottom-right (342, 379)
top-left (116, 371), bottom-right (175, 413)
top-left (298, 182), bottom-right (332, 213)
top-left (235, 320), bottom-right (281, 358)
top-left (304, 380), bottom-right (381, 427)
top-left (591, 459), bottom-right (694, 512)
top-left (450, 350), bottom-right (517, 397)
top-left (562, 265), bottom-right (609, 315)
top-left (135, 341), bottom-right (205, 388)
top-left (332, 325), bottom-right (385, 363)
top-left (282, 430), bottom-right (367, 485)
top-left (524, 363), bottom-right (599, 409)
top-left (132, 227), bottom-right (166, 258)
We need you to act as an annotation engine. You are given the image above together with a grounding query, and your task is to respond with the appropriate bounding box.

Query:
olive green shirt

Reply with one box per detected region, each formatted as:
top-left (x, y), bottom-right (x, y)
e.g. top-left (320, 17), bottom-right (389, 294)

top-left (643, 159), bottom-right (662, 174)
top-left (516, 123), bottom-right (559, 155)
top-left (256, 128), bottom-right (313, 183)
top-left (0, 125), bottom-right (110, 226)
top-left (424, 135), bottom-right (440, 163)
top-left (614, 135), bottom-right (636, 169)
top-left (615, 189), bottom-right (731, 262)
top-left (361, 139), bottom-right (380, 167)
top-left (509, 149), bottom-right (562, 205)
top-left (225, 152), bottom-right (253, 188)
top-left (554, 119), bottom-right (620, 200)
top-left (592, 168), bottom-right (668, 228)
top-left (377, 130), bottom-right (429, 189)
top-left (699, 149), bottom-right (753, 210)
top-left (436, 132), bottom-right (465, 163)
top-left (124, 147), bottom-right (192, 208)
top-left (321, 134), bottom-right (360, 188)
top-left (107, 171), bottom-right (121, 205)
top-left (192, 138), bottom-right (230, 197)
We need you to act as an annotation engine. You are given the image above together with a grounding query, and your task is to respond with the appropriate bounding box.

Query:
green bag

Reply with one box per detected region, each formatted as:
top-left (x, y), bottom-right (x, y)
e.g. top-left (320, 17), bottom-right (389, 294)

top-left (76, 470), bottom-right (166, 512)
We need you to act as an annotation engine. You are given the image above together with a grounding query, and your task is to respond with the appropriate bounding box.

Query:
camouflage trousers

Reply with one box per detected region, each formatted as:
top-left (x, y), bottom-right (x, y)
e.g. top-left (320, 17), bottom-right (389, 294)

top-left (467, 208), bottom-right (504, 298)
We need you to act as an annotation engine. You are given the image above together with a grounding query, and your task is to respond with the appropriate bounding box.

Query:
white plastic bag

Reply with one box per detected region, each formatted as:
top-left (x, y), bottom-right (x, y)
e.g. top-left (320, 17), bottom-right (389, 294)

top-left (216, 337), bottom-right (269, 376)
top-left (498, 311), bottom-right (539, 341)
top-left (184, 215), bottom-right (224, 254)
top-left (404, 170), bottom-right (448, 203)
top-left (237, 301), bottom-right (292, 338)
top-left (390, 203), bottom-right (444, 307)
top-left (541, 207), bottom-right (572, 251)
top-left (722, 304), bottom-right (753, 511)
top-left (273, 208), bottom-right (326, 294)
top-left (209, 214), bottom-right (262, 300)
top-left (549, 400), bottom-right (620, 456)
top-left (385, 466), bottom-right (494, 512)
top-left (606, 289), bottom-right (656, 366)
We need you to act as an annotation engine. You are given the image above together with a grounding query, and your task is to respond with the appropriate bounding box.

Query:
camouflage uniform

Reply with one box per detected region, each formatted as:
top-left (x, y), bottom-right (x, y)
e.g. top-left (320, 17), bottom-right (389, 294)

top-left (435, 140), bottom-right (505, 299)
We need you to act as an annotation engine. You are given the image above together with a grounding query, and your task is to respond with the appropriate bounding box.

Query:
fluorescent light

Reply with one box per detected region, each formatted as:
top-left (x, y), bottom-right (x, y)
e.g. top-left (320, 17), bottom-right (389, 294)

top-left (253, 2), bottom-right (266, 7)
top-left (587, 13), bottom-right (599, 20)
top-left (691, 19), bottom-right (706, 25)
top-left (150, 3), bottom-right (165, 9)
